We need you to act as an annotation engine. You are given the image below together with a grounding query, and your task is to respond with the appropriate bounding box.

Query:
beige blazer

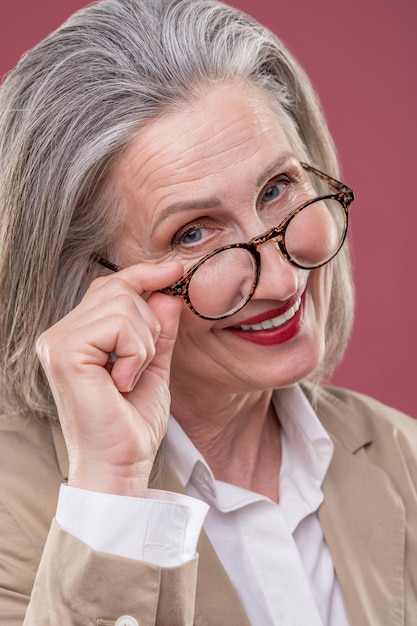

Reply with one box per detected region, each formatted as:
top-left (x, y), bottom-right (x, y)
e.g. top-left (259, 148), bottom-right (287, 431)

top-left (0, 385), bottom-right (416, 625)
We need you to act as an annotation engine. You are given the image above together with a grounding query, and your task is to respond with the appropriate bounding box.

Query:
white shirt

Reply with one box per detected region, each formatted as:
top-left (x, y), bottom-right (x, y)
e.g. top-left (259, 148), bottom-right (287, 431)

top-left (57, 385), bottom-right (350, 625)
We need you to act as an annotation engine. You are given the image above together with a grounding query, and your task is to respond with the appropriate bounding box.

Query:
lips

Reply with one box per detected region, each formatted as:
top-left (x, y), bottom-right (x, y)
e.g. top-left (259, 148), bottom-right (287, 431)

top-left (225, 291), bottom-right (305, 346)
top-left (234, 298), bottom-right (301, 331)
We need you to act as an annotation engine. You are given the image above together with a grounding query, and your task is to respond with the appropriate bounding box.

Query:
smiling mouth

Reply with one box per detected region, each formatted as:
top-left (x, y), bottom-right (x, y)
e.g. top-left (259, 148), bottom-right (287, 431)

top-left (233, 297), bottom-right (301, 331)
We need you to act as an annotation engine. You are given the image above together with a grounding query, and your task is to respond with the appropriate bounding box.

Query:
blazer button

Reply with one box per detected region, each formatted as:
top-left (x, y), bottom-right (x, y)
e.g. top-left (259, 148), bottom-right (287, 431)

top-left (114, 617), bottom-right (139, 626)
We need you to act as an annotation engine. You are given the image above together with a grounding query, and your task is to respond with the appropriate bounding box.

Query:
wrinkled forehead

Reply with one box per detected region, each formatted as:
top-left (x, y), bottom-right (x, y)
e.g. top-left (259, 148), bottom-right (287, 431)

top-left (111, 81), bottom-right (305, 192)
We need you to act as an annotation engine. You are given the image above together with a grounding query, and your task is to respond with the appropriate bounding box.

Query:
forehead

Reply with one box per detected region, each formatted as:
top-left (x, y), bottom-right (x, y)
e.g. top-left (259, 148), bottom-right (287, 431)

top-left (114, 83), bottom-right (295, 180)
top-left (111, 82), bottom-right (298, 220)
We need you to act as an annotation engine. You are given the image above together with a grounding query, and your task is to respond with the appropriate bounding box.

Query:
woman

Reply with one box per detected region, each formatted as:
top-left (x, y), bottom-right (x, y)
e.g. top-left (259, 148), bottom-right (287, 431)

top-left (0, 0), bottom-right (415, 624)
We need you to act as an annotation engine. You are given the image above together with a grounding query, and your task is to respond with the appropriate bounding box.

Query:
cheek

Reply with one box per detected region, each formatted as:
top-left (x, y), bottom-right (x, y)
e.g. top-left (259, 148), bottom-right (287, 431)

top-left (171, 304), bottom-right (213, 357)
top-left (307, 264), bottom-right (333, 322)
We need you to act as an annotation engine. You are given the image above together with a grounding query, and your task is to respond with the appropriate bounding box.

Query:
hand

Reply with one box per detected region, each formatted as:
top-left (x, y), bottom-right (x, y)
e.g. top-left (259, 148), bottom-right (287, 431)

top-left (36, 262), bottom-right (184, 497)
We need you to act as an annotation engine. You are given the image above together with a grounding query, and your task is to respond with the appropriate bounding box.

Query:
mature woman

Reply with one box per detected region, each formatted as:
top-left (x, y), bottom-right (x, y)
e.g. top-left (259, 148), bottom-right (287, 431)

top-left (0, 0), bottom-right (415, 624)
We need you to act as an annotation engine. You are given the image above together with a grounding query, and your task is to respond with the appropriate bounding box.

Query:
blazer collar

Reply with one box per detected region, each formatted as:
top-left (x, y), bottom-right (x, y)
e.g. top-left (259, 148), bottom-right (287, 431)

top-left (312, 385), bottom-right (406, 625)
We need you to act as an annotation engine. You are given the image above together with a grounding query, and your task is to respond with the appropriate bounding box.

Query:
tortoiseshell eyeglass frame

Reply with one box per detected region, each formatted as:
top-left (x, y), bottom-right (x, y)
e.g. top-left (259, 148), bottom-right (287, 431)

top-left (94, 162), bottom-right (354, 321)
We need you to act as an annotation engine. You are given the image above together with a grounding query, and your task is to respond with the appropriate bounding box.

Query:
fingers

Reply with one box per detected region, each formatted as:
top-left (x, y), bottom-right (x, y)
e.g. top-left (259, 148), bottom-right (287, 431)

top-left (87, 261), bottom-right (184, 391)
top-left (102, 291), bottom-right (183, 394)
top-left (128, 291), bottom-right (183, 387)
top-left (87, 261), bottom-right (183, 300)
top-left (37, 260), bottom-right (184, 395)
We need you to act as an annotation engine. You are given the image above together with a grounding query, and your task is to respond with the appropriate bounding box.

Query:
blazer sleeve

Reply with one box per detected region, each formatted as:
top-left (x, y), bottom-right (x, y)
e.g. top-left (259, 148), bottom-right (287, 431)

top-left (22, 520), bottom-right (198, 626)
top-left (0, 412), bottom-right (200, 626)
top-left (0, 502), bottom-right (42, 625)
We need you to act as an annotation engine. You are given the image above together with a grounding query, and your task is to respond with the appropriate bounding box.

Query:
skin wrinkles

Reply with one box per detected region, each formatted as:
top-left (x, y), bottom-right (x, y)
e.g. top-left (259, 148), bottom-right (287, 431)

top-left (148, 153), bottom-right (298, 236)
top-left (113, 87), bottom-right (291, 252)
top-left (169, 382), bottom-right (281, 496)
top-left (111, 82), bottom-right (332, 498)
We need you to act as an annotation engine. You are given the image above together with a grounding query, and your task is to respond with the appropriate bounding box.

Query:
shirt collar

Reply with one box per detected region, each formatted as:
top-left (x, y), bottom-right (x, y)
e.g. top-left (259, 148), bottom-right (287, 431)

top-left (273, 386), bottom-right (334, 531)
top-left (165, 415), bottom-right (210, 490)
top-left (164, 385), bottom-right (333, 525)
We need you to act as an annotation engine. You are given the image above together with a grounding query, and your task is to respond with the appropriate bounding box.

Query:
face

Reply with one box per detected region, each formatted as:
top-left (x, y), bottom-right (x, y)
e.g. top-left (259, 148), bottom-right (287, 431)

top-left (111, 82), bottom-right (333, 405)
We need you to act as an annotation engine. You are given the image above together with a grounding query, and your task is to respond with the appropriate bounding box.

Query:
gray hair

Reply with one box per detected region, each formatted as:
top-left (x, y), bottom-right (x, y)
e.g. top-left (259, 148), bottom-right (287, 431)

top-left (0, 0), bottom-right (353, 421)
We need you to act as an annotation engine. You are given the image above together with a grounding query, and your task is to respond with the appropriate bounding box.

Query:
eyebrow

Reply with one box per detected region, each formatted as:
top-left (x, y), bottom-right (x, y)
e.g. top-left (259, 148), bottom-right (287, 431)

top-left (256, 154), bottom-right (300, 187)
top-left (151, 153), bottom-right (299, 233)
top-left (151, 196), bottom-right (222, 234)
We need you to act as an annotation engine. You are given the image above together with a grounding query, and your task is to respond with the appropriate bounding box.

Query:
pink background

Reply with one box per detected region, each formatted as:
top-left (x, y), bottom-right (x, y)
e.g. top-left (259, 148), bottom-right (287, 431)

top-left (1, 1), bottom-right (415, 416)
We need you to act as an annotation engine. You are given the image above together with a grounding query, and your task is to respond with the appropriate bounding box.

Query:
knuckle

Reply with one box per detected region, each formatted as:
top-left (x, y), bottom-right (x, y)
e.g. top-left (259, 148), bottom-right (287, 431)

top-left (113, 292), bottom-right (139, 312)
top-left (35, 332), bottom-right (47, 359)
top-left (136, 332), bottom-right (156, 364)
top-left (150, 318), bottom-right (162, 339)
top-left (88, 275), bottom-right (128, 298)
top-left (36, 328), bottom-right (60, 358)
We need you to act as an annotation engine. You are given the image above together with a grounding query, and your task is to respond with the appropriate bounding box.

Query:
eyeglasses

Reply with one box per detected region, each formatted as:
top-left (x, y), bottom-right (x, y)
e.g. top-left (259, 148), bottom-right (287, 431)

top-left (94, 162), bottom-right (354, 320)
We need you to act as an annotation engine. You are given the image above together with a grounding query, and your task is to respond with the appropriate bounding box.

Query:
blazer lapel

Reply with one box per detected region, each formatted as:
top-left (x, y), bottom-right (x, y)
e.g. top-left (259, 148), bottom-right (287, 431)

top-left (161, 461), bottom-right (251, 626)
top-left (314, 387), bottom-right (406, 625)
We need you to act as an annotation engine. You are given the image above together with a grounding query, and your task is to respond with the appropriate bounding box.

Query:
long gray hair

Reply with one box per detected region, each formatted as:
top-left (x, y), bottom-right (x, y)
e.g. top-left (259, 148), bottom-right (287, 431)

top-left (0, 0), bottom-right (353, 421)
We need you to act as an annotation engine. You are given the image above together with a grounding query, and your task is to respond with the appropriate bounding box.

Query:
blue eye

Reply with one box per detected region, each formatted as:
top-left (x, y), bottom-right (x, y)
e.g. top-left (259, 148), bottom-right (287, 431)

top-left (181, 228), bottom-right (203, 244)
top-left (262, 181), bottom-right (287, 203)
top-left (172, 221), bottom-right (214, 249)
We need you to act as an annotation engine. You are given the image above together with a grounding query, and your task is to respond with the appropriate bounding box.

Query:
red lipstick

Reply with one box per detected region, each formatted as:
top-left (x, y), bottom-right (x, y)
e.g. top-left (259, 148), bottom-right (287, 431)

top-left (232, 292), bottom-right (302, 326)
top-left (225, 291), bottom-right (305, 346)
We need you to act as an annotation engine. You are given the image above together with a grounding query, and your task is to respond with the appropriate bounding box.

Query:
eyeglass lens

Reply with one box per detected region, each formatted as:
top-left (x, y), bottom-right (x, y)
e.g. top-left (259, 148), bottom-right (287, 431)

top-left (284, 198), bottom-right (345, 267)
top-left (188, 247), bottom-right (257, 318)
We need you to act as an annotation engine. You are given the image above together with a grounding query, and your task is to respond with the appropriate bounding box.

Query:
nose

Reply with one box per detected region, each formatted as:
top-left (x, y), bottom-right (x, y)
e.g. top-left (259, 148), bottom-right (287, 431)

top-left (253, 238), bottom-right (304, 302)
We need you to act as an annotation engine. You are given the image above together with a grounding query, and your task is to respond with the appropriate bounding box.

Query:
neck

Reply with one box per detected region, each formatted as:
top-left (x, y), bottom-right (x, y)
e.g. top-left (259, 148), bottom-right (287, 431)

top-left (170, 386), bottom-right (282, 502)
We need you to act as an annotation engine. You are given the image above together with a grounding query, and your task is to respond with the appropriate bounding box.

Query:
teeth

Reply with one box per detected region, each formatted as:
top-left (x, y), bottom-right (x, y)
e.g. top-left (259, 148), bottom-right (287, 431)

top-left (237, 298), bottom-right (301, 331)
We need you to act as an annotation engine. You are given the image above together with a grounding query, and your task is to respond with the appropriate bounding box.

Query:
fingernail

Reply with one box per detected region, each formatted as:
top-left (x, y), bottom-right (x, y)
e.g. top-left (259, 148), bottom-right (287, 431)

top-left (127, 371), bottom-right (141, 393)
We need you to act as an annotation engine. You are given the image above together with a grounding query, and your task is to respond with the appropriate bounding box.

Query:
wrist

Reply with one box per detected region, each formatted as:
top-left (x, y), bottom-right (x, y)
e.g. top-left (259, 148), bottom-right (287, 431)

top-left (67, 459), bottom-right (152, 497)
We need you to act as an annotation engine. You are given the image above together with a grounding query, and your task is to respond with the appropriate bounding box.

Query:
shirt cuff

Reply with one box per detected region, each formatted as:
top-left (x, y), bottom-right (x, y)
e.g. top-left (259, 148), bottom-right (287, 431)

top-left (56, 484), bottom-right (209, 567)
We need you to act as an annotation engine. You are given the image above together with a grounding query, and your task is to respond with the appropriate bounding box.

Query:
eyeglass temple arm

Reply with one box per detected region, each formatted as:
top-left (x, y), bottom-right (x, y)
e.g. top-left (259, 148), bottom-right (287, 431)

top-left (159, 284), bottom-right (184, 296)
top-left (92, 254), bottom-right (122, 273)
top-left (300, 162), bottom-right (355, 205)
top-left (92, 253), bottom-right (184, 296)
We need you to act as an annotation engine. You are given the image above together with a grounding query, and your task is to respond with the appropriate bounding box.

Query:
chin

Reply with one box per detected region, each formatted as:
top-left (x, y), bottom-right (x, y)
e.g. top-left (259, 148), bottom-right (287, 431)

top-left (231, 331), bottom-right (326, 393)
top-left (264, 353), bottom-right (323, 390)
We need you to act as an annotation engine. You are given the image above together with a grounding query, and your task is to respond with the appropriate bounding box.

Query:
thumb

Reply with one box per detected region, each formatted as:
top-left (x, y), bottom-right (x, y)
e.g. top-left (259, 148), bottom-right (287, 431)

top-left (142, 291), bottom-right (183, 381)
